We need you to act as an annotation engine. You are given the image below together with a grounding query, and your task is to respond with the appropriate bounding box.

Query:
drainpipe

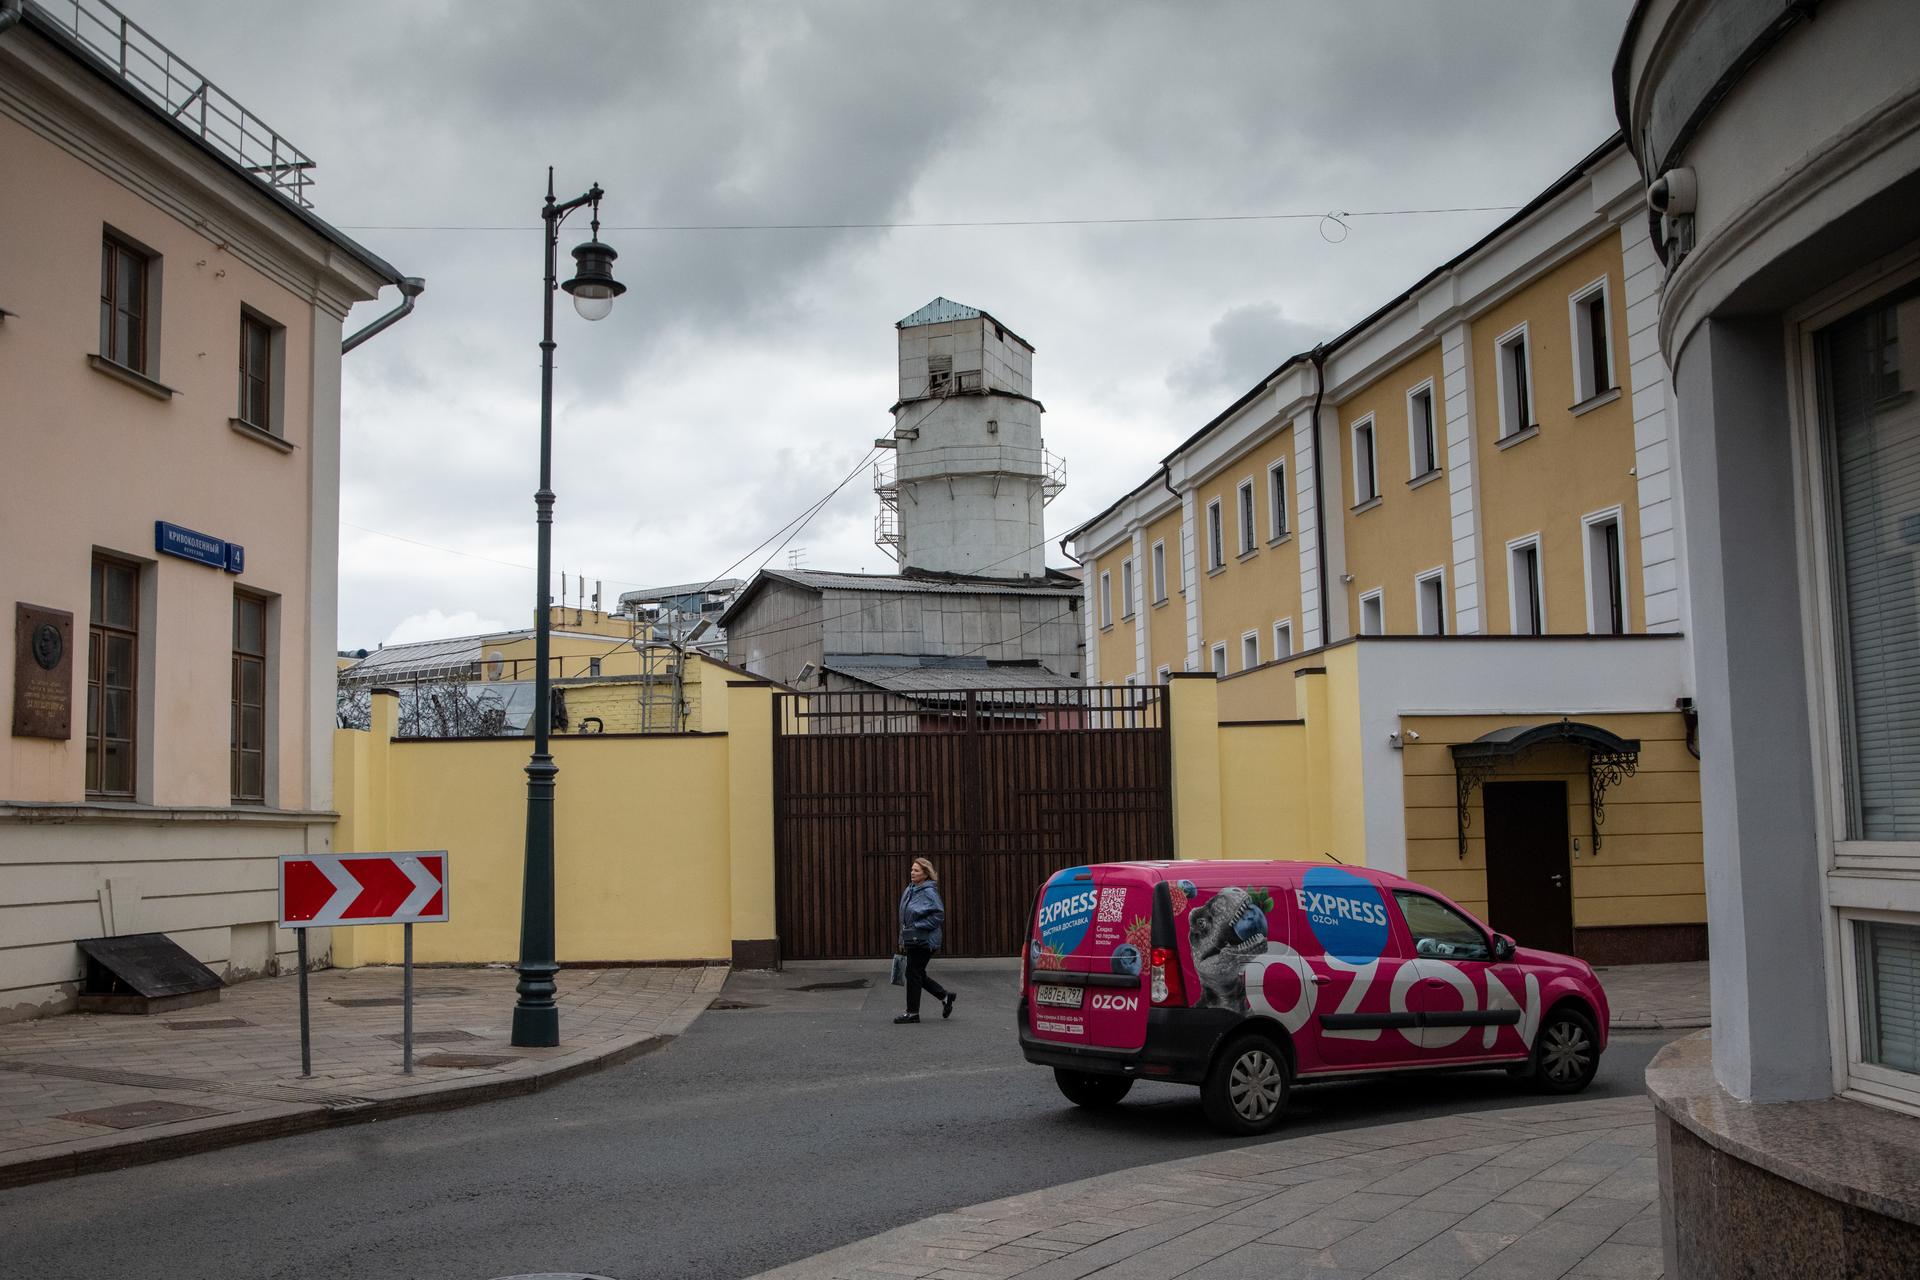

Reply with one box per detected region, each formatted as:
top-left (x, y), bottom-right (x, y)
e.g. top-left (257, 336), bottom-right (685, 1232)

top-left (1161, 462), bottom-right (1179, 501)
top-left (1308, 344), bottom-right (1330, 644)
top-left (0, 1), bottom-right (25, 37)
top-left (341, 276), bottom-right (426, 354)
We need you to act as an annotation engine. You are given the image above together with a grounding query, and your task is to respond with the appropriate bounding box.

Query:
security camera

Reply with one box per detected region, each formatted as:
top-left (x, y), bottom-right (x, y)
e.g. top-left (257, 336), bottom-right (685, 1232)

top-left (1648, 168), bottom-right (1697, 216)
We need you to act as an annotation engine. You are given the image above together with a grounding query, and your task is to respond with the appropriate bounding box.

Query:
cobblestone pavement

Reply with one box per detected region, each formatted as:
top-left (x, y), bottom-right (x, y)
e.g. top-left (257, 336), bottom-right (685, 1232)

top-left (753, 1094), bottom-right (1663, 1280)
top-left (1593, 961), bottom-right (1708, 1030)
top-left (0, 963), bottom-right (722, 1186)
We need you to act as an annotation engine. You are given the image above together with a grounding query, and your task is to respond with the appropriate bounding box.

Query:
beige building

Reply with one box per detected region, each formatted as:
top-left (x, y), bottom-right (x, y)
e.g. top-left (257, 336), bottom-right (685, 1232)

top-left (1069, 135), bottom-right (1704, 965)
top-left (0, 3), bottom-right (416, 1018)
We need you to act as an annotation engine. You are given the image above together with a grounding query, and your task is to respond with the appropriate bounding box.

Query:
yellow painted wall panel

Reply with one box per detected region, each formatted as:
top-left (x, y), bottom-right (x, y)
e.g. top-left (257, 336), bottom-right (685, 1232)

top-left (1218, 722), bottom-right (1310, 856)
top-left (1195, 425), bottom-right (1303, 667)
top-left (1143, 508), bottom-right (1186, 675)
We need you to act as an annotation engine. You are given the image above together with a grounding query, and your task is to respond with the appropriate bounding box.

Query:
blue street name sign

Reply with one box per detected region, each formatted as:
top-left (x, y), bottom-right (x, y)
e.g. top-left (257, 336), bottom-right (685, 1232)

top-left (155, 521), bottom-right (243, 574)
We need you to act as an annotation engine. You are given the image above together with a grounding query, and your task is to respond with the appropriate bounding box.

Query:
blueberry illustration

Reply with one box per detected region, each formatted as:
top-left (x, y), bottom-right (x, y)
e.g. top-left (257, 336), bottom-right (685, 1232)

top-left (1177, 879), bottom-right (1196, 898)
top-left (1233, 904), bottom-right (1268, 943)
top-left (1111, 944), bottom-right (1142, 976)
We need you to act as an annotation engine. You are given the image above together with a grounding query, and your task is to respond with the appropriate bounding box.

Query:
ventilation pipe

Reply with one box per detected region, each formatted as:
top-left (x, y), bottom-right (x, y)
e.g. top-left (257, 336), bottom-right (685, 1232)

top-left (342, 276), bottom-right (426, 354)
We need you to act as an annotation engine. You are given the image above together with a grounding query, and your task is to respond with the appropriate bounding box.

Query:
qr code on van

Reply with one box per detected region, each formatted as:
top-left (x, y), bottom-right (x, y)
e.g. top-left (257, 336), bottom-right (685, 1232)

top-left (1097, 887), bottom-right (1127, 923)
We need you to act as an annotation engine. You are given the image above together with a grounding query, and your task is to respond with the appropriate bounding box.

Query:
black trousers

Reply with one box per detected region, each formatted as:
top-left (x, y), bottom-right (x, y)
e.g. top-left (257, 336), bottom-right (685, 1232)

top-left (903, 944), bottom-right (949, 1014)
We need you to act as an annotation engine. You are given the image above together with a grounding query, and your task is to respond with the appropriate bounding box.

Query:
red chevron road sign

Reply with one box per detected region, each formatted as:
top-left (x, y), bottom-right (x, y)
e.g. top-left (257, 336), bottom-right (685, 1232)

top-left (279, 852), bottom-right (448, 928)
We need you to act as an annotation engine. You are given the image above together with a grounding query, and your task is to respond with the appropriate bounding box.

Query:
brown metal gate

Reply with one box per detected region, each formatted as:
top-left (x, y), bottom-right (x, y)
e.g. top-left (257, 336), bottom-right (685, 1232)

top-left (773, 686), bottom-right (1173, 959)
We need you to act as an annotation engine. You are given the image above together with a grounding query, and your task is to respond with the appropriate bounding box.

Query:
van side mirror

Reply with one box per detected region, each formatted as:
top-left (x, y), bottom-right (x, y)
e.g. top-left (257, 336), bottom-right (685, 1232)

top-left (1493, 934), bottom-right (1515, 961)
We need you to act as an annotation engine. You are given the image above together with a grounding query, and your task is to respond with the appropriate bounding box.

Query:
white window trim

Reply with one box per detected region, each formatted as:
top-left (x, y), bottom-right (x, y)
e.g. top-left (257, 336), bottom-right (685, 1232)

top-left (1236, 477), bottom-right (1257, 556)
top-left (1506, 532), bottom-right (1544, 635)
top-left (1415, 566), bottom-right (1447, 636)
top-left (1579, 505), bottom-right (1629, 635)
top-left (1150, 539), bottom-right (1168, 604)
top-left (1156, 664), bottom-right (1172, 683)
top-left (1267, 458), bottom-right (1290, 540)
top-left (1784, 248), bottom-right (1920, 1109)
top-left (1240, 629), bottom-right (1260, 671)
top-left (1206, 498), bottom-right (1225, 570)
top-left (1358, 588), bottom-right (1384, 636)
top-left (1406, 379), bottom-right (1439, 479)
top-left (1567, 275), bottom-right (1617, 405)
top-left (1494, 321), bottom-right (1535, 439)
top-left (1274, 617), bottom-right (1293, 659)
top-left (1099, 569), bottom-right (1113, 629)
top-left (1350, 413), bottom-right (1380, 504)
top-left (1120, 557), bottom-right (1135, 619)
top-left (1209, 642), bottom-right (1227, 674)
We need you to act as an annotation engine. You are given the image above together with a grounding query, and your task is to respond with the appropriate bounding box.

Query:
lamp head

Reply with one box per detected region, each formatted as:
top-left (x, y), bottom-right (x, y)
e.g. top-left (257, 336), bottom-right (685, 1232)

top-left (562, 239), bottom-right (625, 321)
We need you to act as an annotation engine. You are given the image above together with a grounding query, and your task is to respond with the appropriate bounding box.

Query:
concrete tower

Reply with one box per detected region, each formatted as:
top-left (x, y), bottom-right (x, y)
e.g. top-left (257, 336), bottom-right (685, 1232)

top-left (877, 299), bottom-right (1062, 578)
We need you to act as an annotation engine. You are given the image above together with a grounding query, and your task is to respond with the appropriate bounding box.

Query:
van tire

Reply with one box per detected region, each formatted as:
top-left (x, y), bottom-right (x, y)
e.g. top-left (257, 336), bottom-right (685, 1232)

top-left (1054, 1069), bottom-right (1133, 1109)
top-left (1201, 1033), bottom-right (1290, 1135)
top-left (1529, 1006), bottom-right (1601, 1094)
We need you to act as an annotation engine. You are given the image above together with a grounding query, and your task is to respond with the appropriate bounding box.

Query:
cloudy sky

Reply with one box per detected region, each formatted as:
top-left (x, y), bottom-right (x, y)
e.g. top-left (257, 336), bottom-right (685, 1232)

top-left (114, 1), bottom-right (1631, 648)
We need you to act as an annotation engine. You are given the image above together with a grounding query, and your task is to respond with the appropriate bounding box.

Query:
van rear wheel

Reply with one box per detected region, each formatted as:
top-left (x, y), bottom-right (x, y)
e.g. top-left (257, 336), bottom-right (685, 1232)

top-left (1202, 1033), bottom-right (1290, 1135)
top-left (1529, 1006), bottom-right (1601, 1094)
top-left (1054, 1068), bottom-right (1133, 1109)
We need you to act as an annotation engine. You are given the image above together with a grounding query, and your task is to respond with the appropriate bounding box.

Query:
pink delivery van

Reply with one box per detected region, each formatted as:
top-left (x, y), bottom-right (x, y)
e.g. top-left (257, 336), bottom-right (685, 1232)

top-left (1018, 860), bottom-right (1610, 1134)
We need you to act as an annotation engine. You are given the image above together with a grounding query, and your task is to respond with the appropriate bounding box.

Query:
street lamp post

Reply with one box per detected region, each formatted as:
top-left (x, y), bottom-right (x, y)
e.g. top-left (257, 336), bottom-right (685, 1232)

top-left (513, 169), bottom-right (626, 1048)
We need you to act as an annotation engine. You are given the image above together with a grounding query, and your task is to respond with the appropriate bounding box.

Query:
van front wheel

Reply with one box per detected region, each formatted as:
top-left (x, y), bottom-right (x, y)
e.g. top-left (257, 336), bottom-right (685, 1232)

top-left (1054, 1068), bottom-right (1133, 1109)
top-left (1202, 1033), bottom-right (1290, 1135)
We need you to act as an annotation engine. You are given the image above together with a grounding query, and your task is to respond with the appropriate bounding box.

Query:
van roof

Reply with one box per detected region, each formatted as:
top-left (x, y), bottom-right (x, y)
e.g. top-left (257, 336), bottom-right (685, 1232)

top-left (1074, 860), bottom-right (1415, 888)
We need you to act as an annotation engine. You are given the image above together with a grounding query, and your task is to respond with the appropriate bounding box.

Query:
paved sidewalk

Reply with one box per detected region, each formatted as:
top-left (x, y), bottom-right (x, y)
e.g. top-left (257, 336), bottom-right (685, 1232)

top-left (0, 963), bottom-right (722, 1188)
top-left (1593, 961), bottom-right (1708, 1030)
top-left (754, 1094), bottom-right (1662, 1280)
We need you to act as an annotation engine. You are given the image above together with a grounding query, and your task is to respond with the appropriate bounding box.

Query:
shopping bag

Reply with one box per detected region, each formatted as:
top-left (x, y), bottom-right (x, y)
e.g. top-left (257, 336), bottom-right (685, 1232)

top-left (890, 953), bottom-right (907, 986)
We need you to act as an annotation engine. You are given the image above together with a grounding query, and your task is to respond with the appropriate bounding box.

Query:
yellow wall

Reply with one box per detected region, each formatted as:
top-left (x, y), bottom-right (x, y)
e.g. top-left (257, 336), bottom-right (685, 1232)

top-left (1143, 508), bottom-right (1185, 677)
top-left (330, 685), bottom-right (774, 966)
top-left (1091, 541), bottom-right (1137, 682)
top-left (1333, 345), bottom-right (1453, 630)
top-left (1217, 660), bottom-right (1301, 721)
top-left (1196, 425), bottom-right (1300, 672)
top-left (1399, 711), bottom-right (1702, 928)
top-left (1218, 722), bottom-right (1309, 855)
top-left (1167, 676), bottom-right (1223, 855)
top-left (1471, 234), bottom-right (1644, 635)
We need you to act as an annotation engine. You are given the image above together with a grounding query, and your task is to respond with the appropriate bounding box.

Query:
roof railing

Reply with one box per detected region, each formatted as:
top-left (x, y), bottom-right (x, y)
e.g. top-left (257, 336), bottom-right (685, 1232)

top-left (32, 0), bottom-right (317, 207)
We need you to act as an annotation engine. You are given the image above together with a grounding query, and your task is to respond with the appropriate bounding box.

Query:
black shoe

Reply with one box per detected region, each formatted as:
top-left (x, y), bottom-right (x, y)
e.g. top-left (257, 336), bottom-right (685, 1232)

top-left (894, 1013), bottom-right (919, 1024)
top-left (942, 993), bottom-right (957, 1020)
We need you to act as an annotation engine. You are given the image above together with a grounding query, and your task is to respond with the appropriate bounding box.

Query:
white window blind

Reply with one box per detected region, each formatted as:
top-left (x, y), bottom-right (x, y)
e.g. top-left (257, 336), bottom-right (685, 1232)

top-left (1857, 919), bottom-right (1920, 1075)
top-left (1824, 293), bottom-right (1920, 839)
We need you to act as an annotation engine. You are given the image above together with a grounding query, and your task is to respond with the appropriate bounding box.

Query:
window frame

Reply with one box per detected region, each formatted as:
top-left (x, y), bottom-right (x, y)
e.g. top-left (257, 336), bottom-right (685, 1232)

top-left (1416, 567), bottom-right (1448, 636)
top-left (1241, 630), bottom-right (1259, 672)
top-left (1268, 458), bottom-right (1290, 540)
top-left (1581, 506), bottom-right (1628, 635)
top-left (1236, 477), bottom-right (1257, 556)
top-left (1210, 642), bottom-right (1227, 674)
top-left (1495, 322), bottom-right (1535, 439)
top-left (1274, 618), bottom-right (1293, 660)
top-left (231, 590), bottom-right (269, 805)
top-left (1206, 498), bottom-right (1225, 571)
top-left (1120, 557), bottom-right (1136, 620)
top-left (87, 554), bottom-right (141, 799)
top-left (1098, 569), bottom-right (1113, 629)
top-left (1406, 380), bottom-right (1440, 478)
top-left (1150, 540), bottom-right (1168, 605)
top-left (1359, 588), bottom-right (1384, 636)
top-left (1568, 276), bottom-right (1616, 405)
top-left (1507, 533), bottom-right (1545, 635)
top-left (236, 306), bottom-right (287, 437)
top-left (100, 230), bottom-right (157, 375)
top-left (1350, 414), bottom-right (1380, 505)
top-left (1392, 890), bottom-right (1493, 961)
top-left (1156, 664), bottom-right (1172, 683)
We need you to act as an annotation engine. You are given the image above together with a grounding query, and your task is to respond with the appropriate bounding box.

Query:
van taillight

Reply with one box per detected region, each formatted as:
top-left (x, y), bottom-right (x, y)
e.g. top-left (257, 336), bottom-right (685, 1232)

top-left (1150, 947), bottom-right (1185, 1006)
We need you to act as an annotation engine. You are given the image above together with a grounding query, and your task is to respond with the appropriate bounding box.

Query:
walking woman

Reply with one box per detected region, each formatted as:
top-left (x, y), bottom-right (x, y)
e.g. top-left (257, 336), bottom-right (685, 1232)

top-left (896, 857), bottom-right (956, 1024)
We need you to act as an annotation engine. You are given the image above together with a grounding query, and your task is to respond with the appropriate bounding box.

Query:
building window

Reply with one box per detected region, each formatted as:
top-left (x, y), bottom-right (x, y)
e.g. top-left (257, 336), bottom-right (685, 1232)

top-left (100, 233), bottom-right (151, 374)
top-left (1269, 459), bottom-right (1289, 539)
top-left (1359, 590), bottom-right (1384, 636)
top-left (927, 354), bottom-right (952, 395)
top-left (1352, 416), bottom-right (1379, 504)
top-left (88, 556), bottom-right (139, 798)
top-left (1274, 619), bottom-right (1293, 659)
top-left (1417, 569), bottom-right (1447, 636)
top-left (1206, 499), bottom-right (1225, 571)
top-left (1509, 536), bottom-right (1544, 635)
top-left (1120, 558), bottom-right (1136, 619)
top-left (1496, 324), bottom-right (1534, 437)
top-left (1570, 279), bottom-right (1614, 404)
top-left (238, 311), bottom-right (277, 431)
top-left (589, 656), bottom-right (602, 676)
top-left (1210, 642), bottom-right (1227, 674)
top-left (1236, 479), bottom-right (1256, 555)
top-left (1241, 631), bottom-right (1259, 671)
top-left (1151, 540), bottom-right (1168, 604)
top-left (232, 592), bottom-right (267, 804)
top-left (1583, 510), bottom-right (1626, 634)
top-left (1855, 919), bottom-right (1920, 1076)
top-left (1156, 664), bottom-right (1171, 683)
top-left (1408, 382), bottom-right (1439, 477)
top-left (1099, 570), bottom-right (1113, 628)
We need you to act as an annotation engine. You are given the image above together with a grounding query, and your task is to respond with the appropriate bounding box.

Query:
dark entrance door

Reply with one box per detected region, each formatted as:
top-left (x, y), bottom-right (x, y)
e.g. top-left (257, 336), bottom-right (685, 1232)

top-left (1482, 780), bottom-right (1573, 954)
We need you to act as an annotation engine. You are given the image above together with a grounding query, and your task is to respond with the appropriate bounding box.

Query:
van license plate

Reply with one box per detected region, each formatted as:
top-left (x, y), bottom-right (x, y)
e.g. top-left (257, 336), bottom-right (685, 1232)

top-left (1034, 984), bottom-right (1083, 1009)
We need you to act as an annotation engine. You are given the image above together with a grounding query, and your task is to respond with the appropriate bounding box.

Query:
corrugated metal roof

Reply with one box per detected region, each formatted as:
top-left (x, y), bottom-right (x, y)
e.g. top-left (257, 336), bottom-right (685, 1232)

top-left (339, 629), bottom-right (623, 683)
top-left (767, 569), bottom-right (1079, 597)
top-left (897, 297), bottom-right (982, 327)
top-left (824, 661), bottom-right (1084, 697)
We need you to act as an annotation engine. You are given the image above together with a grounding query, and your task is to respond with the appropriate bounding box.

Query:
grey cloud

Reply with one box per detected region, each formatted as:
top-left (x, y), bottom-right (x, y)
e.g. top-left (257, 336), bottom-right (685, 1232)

top-left (1167, 303), bottom-right (1326, 400)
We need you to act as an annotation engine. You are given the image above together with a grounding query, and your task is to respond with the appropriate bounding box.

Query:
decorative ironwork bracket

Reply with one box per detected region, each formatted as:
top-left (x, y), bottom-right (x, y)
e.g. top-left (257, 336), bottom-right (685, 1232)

top-left (1455, 759), bottom-right (1498, 860)
top-left (1587, 750), bottom-right (1640, 854)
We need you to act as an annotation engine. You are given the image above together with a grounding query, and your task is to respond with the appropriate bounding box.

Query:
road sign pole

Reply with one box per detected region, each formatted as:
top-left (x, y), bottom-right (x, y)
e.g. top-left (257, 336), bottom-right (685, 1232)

top-left (403, 922), bottom-right (414, 1075)
top-left (296, 929), bottom-right (311, 1078)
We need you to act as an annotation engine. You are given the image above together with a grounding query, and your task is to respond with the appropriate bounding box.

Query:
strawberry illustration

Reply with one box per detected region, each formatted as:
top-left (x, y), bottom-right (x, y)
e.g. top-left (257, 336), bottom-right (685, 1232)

top-left (1168, 883), bottom-right (1188, 914)
top-left (1124, 915), bottom-right (1152, 954)
top-left (1035, 943), bottom-right (1068, 971)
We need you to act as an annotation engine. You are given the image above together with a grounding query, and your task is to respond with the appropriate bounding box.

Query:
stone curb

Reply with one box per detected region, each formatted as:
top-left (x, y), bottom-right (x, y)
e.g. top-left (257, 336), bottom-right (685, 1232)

top-left (1611, 1017), bottom-right (1710, 1031)
top-left (0, 994), bottom-right (714, 1191)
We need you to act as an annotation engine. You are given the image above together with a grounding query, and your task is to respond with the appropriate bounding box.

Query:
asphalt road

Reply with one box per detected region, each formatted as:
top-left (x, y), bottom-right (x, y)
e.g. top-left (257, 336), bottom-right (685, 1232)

top-left (0, 962), bottom-right (1680, 1280)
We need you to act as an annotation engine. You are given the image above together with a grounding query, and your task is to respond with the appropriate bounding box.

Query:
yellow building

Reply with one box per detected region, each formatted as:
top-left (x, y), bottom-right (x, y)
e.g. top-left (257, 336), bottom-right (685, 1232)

top-left (1069, 136), bottom-right (1702, 964)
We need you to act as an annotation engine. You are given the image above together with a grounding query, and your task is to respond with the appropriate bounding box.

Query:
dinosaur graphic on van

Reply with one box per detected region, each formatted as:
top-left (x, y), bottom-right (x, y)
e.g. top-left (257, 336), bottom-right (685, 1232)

top-left (1187, 886), bottom-right (1270, 1011)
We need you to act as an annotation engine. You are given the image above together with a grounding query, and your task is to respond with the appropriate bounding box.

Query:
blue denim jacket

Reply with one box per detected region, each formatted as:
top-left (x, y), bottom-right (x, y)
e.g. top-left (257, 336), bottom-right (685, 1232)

top-left (899, 881), bottom-right (945, 952)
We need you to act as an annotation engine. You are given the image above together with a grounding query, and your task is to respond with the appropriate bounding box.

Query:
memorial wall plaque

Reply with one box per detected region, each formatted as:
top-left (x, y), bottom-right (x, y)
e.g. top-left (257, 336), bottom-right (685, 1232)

top-left (13, 603), bottom-right (73, 740)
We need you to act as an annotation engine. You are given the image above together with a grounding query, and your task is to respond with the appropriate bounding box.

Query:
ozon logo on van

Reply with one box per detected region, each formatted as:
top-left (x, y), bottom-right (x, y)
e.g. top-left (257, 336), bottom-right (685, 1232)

top-left (1090, 992), bottom-right (1139, 1012)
